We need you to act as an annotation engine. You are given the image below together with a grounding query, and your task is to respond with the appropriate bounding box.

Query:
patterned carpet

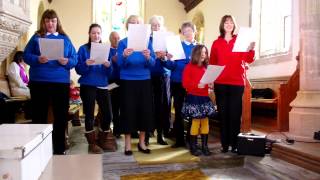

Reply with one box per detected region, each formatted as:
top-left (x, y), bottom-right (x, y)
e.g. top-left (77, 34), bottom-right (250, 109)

top-left (120, 169), bottom-right (210, 180)
top-left (103, 151), bottom-right (199, 180)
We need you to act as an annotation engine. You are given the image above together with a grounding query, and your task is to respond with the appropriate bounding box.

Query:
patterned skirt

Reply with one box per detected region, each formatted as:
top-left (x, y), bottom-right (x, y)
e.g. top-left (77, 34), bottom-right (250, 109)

top-left (181, 94), bottom-right (216, 119)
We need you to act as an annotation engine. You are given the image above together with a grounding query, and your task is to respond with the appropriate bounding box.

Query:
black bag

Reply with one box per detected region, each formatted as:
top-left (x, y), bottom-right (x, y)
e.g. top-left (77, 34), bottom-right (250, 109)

top-left (252, 88), bottom-right (273, 99)
top-left (0, 91), bottom-right (9, 103)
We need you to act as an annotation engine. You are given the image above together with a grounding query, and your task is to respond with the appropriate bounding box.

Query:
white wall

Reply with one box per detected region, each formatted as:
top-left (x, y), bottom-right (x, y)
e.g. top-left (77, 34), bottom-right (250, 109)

top-left (186, 0), bottom-right (298, 79)
top-left (186, 0), bottom-right (251, 49)
top-left (145, 0), bottom-right (186, 34)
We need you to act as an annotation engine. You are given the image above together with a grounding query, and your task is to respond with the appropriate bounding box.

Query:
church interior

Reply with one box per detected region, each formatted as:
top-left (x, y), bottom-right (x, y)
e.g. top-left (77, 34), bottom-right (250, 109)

top-left (0, 0), bottom-right (320, 179)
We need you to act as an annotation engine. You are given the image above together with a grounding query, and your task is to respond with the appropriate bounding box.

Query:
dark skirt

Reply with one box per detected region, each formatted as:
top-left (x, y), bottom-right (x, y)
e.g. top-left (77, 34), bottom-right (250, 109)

top-left (119, 80), bottom-right (154, 134)
top-left (181, 94), bottom-right (216, 119)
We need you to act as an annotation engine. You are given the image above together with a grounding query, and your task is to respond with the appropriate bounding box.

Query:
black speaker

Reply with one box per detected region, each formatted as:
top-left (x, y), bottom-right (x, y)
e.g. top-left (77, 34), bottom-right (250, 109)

top-left (237, 133), bottom-right (266, 156)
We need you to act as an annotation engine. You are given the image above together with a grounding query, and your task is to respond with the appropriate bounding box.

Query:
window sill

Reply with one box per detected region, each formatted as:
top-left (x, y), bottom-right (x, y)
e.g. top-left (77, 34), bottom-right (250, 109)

top-left (251, 52), bottom-right (293, 66)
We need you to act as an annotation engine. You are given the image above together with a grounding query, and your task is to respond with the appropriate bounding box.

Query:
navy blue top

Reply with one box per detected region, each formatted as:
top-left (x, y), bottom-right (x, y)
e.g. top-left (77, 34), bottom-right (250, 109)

top-left (23, 33), bottom-right (77, 83)
top-left (75, 44), bottom-right (112, 87)
top-left (109, 47), bottom-right (119, 81)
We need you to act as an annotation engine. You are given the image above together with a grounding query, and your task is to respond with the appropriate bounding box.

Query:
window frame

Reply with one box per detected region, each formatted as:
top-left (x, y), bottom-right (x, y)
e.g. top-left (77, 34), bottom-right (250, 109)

top-left (250, 0), bottom-right (293, 65)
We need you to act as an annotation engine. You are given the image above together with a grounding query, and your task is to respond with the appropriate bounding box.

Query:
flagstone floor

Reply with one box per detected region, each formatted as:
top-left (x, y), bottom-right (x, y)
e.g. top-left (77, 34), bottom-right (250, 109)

top-left (66, 123), bottom-right (320, 180)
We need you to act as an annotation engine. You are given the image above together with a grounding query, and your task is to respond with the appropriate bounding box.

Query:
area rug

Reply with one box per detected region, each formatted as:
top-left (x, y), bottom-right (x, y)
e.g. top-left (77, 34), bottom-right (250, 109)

top-left (131, 138), bottom-right (200, 165)
top-left (120, 169), bottom-right (209, 180)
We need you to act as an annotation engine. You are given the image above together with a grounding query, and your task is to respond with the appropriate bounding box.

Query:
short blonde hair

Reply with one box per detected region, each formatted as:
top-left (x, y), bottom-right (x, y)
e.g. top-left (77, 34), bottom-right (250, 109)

top-left (125, 15), bottom-right (142, 30)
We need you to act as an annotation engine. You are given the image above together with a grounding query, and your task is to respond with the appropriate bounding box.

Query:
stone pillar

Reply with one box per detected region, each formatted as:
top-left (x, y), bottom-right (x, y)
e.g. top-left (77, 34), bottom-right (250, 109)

top-left (0, 0), bottom-right (31, 62)
top-left (289, 0), bottom-right (320, 141)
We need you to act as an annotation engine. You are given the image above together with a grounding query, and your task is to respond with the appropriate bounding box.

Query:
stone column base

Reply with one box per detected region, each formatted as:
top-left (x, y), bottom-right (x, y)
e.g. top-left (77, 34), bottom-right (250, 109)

top-left (288, 91), bottom-right (320, 141)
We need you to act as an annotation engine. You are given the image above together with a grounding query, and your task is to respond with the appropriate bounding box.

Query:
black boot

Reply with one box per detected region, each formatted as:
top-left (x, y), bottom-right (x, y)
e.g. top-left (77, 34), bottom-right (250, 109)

top-left (190, 135), bottom-right (202, 156)
top-left (145, 132), bottom-right (150, 146)
top-left (201, 134), bottom-right (212, 156)
top-left (157, 130), bottom-right (168, 145)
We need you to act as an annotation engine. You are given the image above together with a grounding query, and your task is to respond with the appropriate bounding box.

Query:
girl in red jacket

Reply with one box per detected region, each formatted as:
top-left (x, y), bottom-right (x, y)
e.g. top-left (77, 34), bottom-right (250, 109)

top-left (210, 15), bottom-right (255, 153)
top-left (182, 44), bottom-right (216, 156)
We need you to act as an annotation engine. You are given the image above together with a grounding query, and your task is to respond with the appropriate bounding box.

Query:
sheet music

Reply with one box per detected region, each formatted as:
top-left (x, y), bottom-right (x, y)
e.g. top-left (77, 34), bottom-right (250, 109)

top-left (39, 38), bottom-right (64, 60)
top-left (106, 83), bottom-right (119, 90)
top-left (200, 65), bottom-right (225, 84)
top-left (127, 24), bottom-right (151, 51)
top-left (90, 42), bottom-right (111, 65)
top-left (152, 31), bottom-right (173, 52)
top-left (165, 35), bottom-right (186, 60)
top-left (232, 27), bottom-right (255, 52)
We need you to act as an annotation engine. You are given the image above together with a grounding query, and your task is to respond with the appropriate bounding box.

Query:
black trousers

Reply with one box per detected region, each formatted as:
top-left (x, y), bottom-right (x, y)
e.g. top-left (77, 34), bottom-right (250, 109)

top-left (171, 82), bottom-right (186, 143)
top-left (214, 84), bottom-right (244, 149)
top-left (109, 79), bottom-right (120, 135)
top-left (151, 75), bottom-right (171, 135)
top-left (80, 85), bottom-right (112, 132)
top-left (29, 81), bottom-right (69, 154)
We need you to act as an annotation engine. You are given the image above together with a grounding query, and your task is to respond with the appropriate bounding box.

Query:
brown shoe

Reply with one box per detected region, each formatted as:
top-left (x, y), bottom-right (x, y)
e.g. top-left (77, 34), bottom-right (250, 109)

top-left (85, 131), bottom-right (103, 154)
top-left (98, 130), bottom-right (117, 152)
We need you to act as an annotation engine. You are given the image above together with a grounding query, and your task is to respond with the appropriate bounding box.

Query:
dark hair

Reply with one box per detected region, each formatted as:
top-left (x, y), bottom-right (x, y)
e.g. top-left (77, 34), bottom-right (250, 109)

top-left (190, 44), bottom-right (209, 67)
top-left (36, 9), bottom-right (67, 37)
top-left (13, 51), bottom-right (24, 64)
top-left (219, 15), bottom-right (237, 38)
top-left (85, 23), bottom-right (102, 50)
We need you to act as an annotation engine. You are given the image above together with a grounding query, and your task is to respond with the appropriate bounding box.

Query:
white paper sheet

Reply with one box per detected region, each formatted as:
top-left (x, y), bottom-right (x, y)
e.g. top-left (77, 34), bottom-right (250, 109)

top-left (90, 42), bottom-right (111, 65)
top-left (200, 65), bottom-right (225, 84)
top-left (106, 83), bottom-right (119, 90)
top-left (152, 31), bottom-right (173, 52)
top-left (39, 38), bottom-right (64, 60)
top-left (127, 24), bottom-right (151, 51)
top-left (165, 35), bottom-right (186, 60)
top-left (232, 27), bottom-right (255, 52)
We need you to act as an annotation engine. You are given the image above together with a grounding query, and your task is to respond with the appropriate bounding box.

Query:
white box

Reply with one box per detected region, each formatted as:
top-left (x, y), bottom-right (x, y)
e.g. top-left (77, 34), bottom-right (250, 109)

top-left (0, 124), bottom-right (53, 180)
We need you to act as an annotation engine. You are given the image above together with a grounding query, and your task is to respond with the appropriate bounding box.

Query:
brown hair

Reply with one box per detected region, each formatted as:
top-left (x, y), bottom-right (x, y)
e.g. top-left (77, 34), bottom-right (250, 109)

top-left (190, 44), bottom-right (209, 67)
top-left (219, 15), bottom-right (237, 38)
top-left (36, 9), bottom-right (67, 37)
top-left (86, 23), bottom-right (102, 50)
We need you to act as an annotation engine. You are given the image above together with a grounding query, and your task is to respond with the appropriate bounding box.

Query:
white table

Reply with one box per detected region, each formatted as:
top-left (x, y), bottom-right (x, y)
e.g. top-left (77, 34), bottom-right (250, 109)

top-left (39, 154), bottom-right (103, 180)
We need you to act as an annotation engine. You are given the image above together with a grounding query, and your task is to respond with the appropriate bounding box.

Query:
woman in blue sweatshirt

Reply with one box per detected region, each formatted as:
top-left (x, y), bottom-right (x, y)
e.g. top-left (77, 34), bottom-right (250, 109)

top-left (75, 23), bottom-right (115, 154)
top-left (118, 15), bottom-right (156, 156)
top-left (23, 9), bottom-right (77, 155)
top-left (161, 21), bottom-right (197, 148)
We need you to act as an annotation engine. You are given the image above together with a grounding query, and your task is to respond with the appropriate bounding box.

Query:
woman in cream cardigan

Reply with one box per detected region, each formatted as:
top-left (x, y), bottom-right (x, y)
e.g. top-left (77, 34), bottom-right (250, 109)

top-left (7, 51), bottom-right (30, 98)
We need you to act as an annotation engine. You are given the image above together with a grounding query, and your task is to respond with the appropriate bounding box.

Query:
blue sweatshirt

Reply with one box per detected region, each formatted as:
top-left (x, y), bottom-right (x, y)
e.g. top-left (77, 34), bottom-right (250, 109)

top-left (117, 37), bottom-right (156, 80)
top-left (149, 37), bottom-right (171, 77)
top-left (109, 47), bottom-right (119, 81)
top-left (23, 33), bottom-right (77, 83)
top-left (162, 41), bottom-right (196, 82)
top-left (75, 44), bottom-right (112, 87)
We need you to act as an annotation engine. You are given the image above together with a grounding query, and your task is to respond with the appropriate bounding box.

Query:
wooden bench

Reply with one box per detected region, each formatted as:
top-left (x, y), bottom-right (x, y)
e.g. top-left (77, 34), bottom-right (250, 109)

top-left (249, 70), bottom-right (299, 131)
top-left (0, 76), bottom-right (30, 124)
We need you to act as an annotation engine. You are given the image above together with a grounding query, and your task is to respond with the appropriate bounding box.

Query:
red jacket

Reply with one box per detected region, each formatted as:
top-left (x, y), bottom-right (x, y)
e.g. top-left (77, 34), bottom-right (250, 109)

top-left (182, 63), bottom-right (208, 96)
top-left (209, 35), bottom-right (255, 86)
